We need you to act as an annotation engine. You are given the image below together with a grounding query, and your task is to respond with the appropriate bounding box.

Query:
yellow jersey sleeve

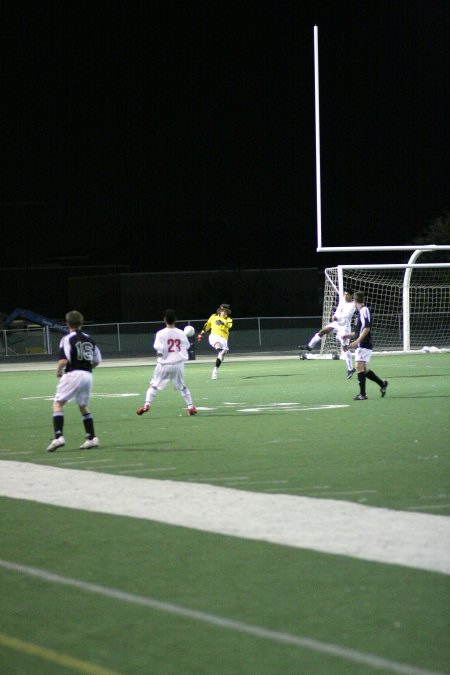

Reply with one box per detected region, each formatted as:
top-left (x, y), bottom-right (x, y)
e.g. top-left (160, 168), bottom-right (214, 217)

top-left (203, 314), bottom-right (232, 339)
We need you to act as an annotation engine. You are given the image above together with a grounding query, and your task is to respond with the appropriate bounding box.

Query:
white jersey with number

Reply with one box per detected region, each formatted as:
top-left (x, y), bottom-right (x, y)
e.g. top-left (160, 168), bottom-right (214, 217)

top-left (153, 327), bottom-right (190, 364)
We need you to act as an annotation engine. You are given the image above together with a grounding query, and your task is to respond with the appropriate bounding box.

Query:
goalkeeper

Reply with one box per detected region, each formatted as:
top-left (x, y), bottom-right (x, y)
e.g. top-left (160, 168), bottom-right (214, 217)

top-left (198, 303), bottom-right (233, 380)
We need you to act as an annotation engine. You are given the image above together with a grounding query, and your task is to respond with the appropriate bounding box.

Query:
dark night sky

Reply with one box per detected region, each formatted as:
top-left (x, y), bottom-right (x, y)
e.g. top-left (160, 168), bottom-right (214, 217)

top-left (1, 0), bottom-right (449, 273)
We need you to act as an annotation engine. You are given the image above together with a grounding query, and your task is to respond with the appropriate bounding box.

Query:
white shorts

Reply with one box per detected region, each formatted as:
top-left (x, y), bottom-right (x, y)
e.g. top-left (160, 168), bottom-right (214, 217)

top-left (325, 321), bottom-right (350, 346)
top-left (209, 334), bottom-right (228, 352)
top-left (354, 347), bottom-right (372, 364)
top-left (54, 370), bottom-right (93, 406)
top-left (151, 362), bottom-right (185, 391)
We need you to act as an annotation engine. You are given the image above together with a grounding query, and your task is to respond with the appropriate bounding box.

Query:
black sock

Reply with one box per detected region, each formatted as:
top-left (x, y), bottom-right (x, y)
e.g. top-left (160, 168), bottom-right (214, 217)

top-left (357, 372), bottom-right (366, 396)
top-left (366, 370), bottom-right (383, 387)
top-left (215, 358), bottom-right (222, 369)
top-left (53, 412), bottom-right (64, 438)
top-left (82, 413), bottom-right (95, 440)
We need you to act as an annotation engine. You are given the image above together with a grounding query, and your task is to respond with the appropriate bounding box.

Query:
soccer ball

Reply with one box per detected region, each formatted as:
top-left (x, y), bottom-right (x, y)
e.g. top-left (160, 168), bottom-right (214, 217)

top-left (184, 325), bottom-right (195, 338)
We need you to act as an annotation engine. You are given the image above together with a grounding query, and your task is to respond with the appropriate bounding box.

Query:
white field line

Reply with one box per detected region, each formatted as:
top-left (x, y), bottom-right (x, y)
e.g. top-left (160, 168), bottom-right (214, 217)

top-left (0, 559), bottom-right (444, 675)
top-left (1, 461), bottom-right (449, 575)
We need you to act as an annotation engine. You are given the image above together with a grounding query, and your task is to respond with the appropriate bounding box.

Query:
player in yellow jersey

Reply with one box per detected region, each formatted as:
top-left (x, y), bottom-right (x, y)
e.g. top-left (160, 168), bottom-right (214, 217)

top-left (198, 303), bottom-right (233, 379)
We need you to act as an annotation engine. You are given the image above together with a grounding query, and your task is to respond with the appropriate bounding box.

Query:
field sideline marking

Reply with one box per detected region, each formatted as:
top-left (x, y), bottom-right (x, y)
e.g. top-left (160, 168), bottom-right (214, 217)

top-left (1, 461), bottom-right (449, 575)
top-left (0, 560), bottom-right (444, 675)
top-left (0, 631), bottom-right (121, 675)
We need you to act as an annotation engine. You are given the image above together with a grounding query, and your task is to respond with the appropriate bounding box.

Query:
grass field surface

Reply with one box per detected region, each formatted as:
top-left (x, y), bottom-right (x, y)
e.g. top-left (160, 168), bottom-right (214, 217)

top-left (1, 353), bottom-right (449, 674)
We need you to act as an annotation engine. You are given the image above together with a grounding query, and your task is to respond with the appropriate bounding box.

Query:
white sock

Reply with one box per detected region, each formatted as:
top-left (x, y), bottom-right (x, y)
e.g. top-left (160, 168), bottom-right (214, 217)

top-left (146, 387), bottom-right (157, 405)
top-left (309, 334), bottom-right (322, 348)
top-left (181, 387), bottom-right (193, 406)
top-left (345, 351), bottom-right (353, 369)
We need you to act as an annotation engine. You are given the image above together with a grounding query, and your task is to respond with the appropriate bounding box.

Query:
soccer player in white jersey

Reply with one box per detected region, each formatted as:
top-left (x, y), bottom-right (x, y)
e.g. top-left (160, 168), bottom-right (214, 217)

top-left (136, 309), bottom-right (197, 416)
top-left (346, 291), bottom-right (388, 400)
top-left (47, 310), bottom-right (101, 452)
top-left (300, 290), bottom-right (356, 378)
top-left (197, 303), bottom-right (233, 379)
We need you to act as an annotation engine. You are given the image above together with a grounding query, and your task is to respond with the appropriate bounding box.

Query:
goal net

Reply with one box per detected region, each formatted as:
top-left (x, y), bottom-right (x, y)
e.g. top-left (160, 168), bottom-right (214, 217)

top-left (321, 262), bottom-right (450, 354)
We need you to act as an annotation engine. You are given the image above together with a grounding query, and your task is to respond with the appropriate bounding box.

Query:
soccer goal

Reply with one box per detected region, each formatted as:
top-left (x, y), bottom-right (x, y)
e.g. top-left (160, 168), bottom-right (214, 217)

top-left (320, 257), bottom-right (450, 354)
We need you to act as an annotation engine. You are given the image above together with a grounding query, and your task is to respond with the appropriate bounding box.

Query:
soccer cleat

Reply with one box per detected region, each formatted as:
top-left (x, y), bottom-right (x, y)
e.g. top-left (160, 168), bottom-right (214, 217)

top-left (298, 344), bottom-right (312, 352)
top-left (380, 381), bottom-right (389, 398)
top-left (47, 436), bottom-right (65, 452)
top-left (212, 367), bottom-right (218, 380)
top-left (346, 368), bottom-right (356, 379)
top-left (187, 406), bottom-right (197, 416)
top-left (136, 404), bottom-right (150, 415)
top-left (353, 394), bottom-right (368, 400)
top-left (80, 437), bottom-right (99, 449)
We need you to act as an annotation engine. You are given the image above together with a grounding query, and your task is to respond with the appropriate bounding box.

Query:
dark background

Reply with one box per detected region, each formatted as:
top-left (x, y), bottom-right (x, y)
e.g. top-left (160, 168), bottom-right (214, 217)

top-left (1, 1), bottom-right (448, 320)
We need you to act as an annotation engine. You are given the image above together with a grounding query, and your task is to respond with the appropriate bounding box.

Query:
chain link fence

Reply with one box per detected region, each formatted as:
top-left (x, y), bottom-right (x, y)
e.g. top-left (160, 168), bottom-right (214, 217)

top-left (1, 317), bottom-right (321, 358)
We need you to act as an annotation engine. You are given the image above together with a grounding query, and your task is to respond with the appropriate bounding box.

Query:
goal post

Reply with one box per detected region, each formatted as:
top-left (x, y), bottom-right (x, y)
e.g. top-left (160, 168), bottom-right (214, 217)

top-left (320, 255), bottom-right (450, 354)
top-left (313, 26), bottom-right (450, 354)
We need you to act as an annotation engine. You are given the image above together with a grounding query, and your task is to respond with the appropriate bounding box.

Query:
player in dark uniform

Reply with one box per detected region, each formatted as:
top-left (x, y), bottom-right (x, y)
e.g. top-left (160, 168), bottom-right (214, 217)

top-left (346, 292), bottom-right (388, 400)
top-left (47, 310), bottom-right (102, 451)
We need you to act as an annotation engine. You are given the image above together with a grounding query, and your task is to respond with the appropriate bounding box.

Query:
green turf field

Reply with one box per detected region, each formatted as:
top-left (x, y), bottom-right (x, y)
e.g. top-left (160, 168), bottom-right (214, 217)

top-left (1, 353), bottom-right (449, 674)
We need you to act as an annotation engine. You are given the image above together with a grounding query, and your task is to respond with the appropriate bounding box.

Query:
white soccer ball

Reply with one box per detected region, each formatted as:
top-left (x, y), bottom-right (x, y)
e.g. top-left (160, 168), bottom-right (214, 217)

top-left (184, 325), bottom-right (195, 338)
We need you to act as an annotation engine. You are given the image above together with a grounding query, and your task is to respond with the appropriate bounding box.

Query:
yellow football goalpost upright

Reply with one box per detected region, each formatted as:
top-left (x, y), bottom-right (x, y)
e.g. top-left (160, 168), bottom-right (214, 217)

top-left (313, 26), bottom-right (450, 354)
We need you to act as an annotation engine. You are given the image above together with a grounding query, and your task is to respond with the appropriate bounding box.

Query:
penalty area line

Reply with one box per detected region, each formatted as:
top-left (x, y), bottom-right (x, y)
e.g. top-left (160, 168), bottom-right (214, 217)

top-left (0, 559), bottom-right (443, 675)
